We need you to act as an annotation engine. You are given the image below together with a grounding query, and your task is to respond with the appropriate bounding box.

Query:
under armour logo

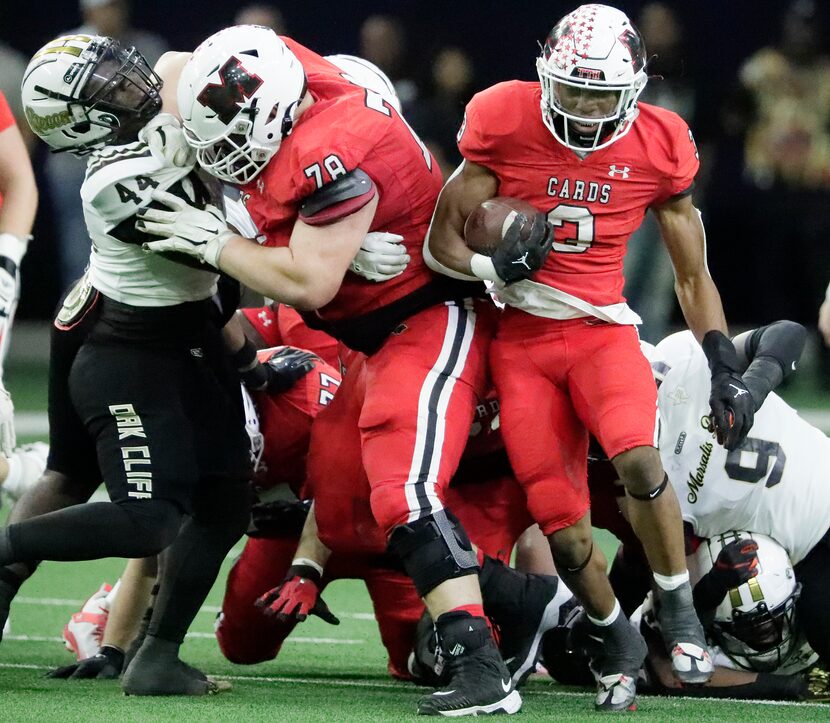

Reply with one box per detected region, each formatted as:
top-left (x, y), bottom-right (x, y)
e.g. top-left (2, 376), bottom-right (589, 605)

top-left (608, 164), bottom-right (630, 179)
top-left (512, 252), bottom-right (531, 270)
top-left (257, 310), bottom-right (272, 327)
top-left (729, 383), bottom-right (748, 398)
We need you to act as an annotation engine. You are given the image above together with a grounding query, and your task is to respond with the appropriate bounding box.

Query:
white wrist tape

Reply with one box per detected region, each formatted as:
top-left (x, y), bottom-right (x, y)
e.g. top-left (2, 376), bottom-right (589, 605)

top-left (0, 233), bottom-right (30, 267)
top-left (470, 253), bottom-right (500, 281)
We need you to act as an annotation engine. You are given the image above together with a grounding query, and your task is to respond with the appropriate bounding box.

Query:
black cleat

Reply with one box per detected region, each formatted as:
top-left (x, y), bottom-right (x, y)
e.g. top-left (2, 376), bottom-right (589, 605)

top-left (0, 577), bottom-right (18, 644)
top-left (408, 612), bottom-right (449, 687)
top-left (499, 574), bottom-right (576, 688)
top-left (417, 611), bottom-right (521, 717)
top-left (122, 637), bottom-right (224, 696)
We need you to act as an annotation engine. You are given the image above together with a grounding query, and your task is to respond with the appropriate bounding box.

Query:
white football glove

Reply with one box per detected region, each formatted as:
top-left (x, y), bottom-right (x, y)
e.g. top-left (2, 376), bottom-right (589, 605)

top-left (350, 232), bottom-right (410, 282)
top-left (0, 381), bottom-right (15, 457)
top-left (136, 189), bottom-right (235, 268)
top-left (138, 113), bottom-right (196, 168)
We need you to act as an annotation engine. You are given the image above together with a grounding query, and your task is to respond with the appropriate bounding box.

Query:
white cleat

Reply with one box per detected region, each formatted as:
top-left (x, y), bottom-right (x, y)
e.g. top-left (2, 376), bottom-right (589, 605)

top-left (2, 442), bottom-right (49, 501)
top-left (63, 582), bottom-right (112, 660)
top-left (669, 641), bottom-right (714, 685)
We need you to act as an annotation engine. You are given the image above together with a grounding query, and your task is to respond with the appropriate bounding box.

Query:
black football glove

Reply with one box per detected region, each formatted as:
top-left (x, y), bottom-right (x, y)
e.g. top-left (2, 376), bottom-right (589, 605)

top-left (702, 330), bottom-right (755, 450)
top-left (693, 539), bottom-right (760, 612)
top-left (262, 347), bottom-right (318, 394)
top-left (47, 645), bottom-right (124, 680)
top-left (247, 499), bottom-right (311, 538)
top-left (712, 539), bottom-right (760, 589)
top-left (491, 211), bottom-right (554, 284)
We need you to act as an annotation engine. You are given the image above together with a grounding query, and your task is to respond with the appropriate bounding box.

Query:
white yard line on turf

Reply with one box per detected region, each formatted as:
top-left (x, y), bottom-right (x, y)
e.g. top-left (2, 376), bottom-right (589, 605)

top-left (13, 596), bottom-right (376, 620)
top-left (0, 661), bottom-right (825, 709)
top-left (3, 633), bottom-right (364, 644)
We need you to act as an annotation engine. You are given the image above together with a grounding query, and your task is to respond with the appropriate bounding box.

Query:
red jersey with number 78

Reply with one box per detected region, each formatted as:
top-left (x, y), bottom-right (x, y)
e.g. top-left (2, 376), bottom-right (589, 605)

top-left (240, 38), bottom-right (443, 321)
top-left (458, 81), bottom-right (699, 307)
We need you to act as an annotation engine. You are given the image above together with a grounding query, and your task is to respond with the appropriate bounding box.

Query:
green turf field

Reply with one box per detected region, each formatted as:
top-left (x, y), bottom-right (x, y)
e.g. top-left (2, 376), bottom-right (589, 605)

top-left (3, 359), bottom-right (830, 720)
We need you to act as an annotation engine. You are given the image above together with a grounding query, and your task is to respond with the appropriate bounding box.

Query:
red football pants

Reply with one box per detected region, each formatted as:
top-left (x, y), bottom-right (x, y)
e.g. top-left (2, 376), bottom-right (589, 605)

top-left (216, 534), bottom-right (424, 679)
top-left (337, 299), bottom-right (495, 536)
top-left (491, 315), bottom-right (658, 535)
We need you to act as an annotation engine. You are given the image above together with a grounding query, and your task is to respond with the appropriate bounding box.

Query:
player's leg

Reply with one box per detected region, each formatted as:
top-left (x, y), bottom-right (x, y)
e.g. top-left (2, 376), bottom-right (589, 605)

top-left (491, 322), bottom-right (646, 712)
top-left (793, 529), bottom-right (830, 666)
top-left (0, 341), bottom-right (199, 565)
top-left (363, 566), bottom-right (426, 680)
top-left (216, 534), bottom-right (301, 664)
top-left (365, 300), bottom-right (520, 716)
top-left (569, 322), bottom-right (712, 684)
top-left (51, 556), bottom-right (158, 680)
top-left (123, 334), bottom-right (252, 696)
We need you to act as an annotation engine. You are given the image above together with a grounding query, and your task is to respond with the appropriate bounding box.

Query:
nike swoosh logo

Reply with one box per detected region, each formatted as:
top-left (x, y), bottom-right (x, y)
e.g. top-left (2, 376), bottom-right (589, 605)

top-left (501, 679), bottom-right (511, 693)
top-left (433, 690), bottom-right (457, 696)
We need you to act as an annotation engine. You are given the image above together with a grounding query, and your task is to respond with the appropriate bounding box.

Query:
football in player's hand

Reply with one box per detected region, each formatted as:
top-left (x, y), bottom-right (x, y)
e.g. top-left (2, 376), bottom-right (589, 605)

top-left (463, 196), bottom-right (543, 255)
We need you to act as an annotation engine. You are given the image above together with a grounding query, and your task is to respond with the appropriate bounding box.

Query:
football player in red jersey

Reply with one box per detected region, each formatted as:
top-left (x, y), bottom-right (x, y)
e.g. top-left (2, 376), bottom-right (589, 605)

top-left (425, 4), bottom-right (754, 711)
top-left (137, 25), bottom-right (517, 716)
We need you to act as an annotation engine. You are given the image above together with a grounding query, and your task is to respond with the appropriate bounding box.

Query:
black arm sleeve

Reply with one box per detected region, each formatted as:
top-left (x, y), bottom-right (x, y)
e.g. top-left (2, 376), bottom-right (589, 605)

top-left (733, 321), bottom-right (806, 410)
top-left (692, 571), bottom-right (726, 629)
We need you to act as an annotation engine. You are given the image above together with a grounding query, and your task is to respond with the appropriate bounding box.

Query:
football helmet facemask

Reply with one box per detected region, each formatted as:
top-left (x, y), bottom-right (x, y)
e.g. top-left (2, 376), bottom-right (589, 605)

top-left (536, 4), bottom-right (648, 152)
top-left (694, 531), bottom-right (802, 673)
top-left (21, 34), bottom-right (162, 155)
top-left (177, 25), bottom-right (306, 184)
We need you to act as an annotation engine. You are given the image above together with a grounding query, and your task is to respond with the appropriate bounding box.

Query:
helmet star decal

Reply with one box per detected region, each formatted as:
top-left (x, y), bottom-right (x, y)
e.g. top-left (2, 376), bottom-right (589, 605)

top-left (548, 4), bottom-right (600, 69)
top-left (196, 57), bottom-right (264, 124)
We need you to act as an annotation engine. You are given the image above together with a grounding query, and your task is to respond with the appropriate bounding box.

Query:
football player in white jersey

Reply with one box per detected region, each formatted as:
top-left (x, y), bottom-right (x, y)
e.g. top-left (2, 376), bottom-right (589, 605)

top-left (5, 34), bottom-right (254, 696)
top-left (543, 319), bottom-right (830, 695)
top-left (642, 320), bottom-right (830, 669)
top-left (543, 530), bottom-right (816, 700)
top-left (3, 39), bottom-right (410, 693)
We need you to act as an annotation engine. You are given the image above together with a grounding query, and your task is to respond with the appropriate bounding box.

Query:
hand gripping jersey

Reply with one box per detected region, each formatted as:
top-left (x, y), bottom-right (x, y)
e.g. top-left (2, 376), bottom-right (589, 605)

top-left (81, 142), bottom-right (219, 306)
top-left (652, 331), bottom-right (830, 564)
top-left (458, 81), bottom-right (698, 318)
top-left (244, 347), bottom-right (341, 498)
top-left (240, 38), bottom-right (445, 322)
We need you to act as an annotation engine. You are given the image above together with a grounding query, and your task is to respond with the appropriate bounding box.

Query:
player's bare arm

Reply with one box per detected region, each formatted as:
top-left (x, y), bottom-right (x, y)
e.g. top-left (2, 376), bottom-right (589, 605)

top-left (153, 51), bottom-right (191, 116)
top-left (655, 193), bottom-right (755, 449)
top-left (425, 160), bottom-right (498, 279)
top-left (653, 194), bottom-right (727, 341)
top-left (219, 194), bottom-right (379, 310)
top-left (0, 121), bottom-right (37, 239)
top-left (255, 502), bottom-right (339, 625)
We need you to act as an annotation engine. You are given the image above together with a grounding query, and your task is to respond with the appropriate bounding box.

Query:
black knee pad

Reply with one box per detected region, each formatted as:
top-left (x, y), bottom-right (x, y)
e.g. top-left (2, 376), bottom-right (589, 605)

top-left (387, 509), bottom-right (478, 597)
top-left (626, 473), bottom-right (669, 502)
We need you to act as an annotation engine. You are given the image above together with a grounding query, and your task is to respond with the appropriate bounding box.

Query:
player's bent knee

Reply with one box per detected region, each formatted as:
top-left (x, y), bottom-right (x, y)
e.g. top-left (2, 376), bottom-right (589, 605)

top-left (369, 484), bottom-right (412, 537)
top-left (549, 520), bottom-right (595, 573)
top-left (612, 446), bottom-right (665, 497)
top-left (118, 498), bottom-right (183, 556)
top-left (387, 509), bottom-right (479, 597)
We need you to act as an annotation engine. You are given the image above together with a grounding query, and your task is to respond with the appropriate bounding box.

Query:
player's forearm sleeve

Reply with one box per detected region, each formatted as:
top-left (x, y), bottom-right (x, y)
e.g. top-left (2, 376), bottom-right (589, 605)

top-left (741, 321), bottom-right (806, 410)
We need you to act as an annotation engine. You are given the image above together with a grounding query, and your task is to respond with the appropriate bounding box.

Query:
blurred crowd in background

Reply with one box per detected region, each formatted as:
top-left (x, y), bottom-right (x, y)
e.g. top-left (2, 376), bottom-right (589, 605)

top-left (1, 0), bottom-right (830, 373)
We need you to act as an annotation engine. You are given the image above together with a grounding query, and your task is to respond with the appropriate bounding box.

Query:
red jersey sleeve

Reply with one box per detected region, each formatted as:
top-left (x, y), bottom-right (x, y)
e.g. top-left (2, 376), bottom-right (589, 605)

top-left (289, 103), bottom-right (376, 208)
top-left (652, 112), bottom-right (700, 205)
top-left (0, 92), bottom-right (15, 133)
top-left (457, 82), bottom-right (528, 170)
